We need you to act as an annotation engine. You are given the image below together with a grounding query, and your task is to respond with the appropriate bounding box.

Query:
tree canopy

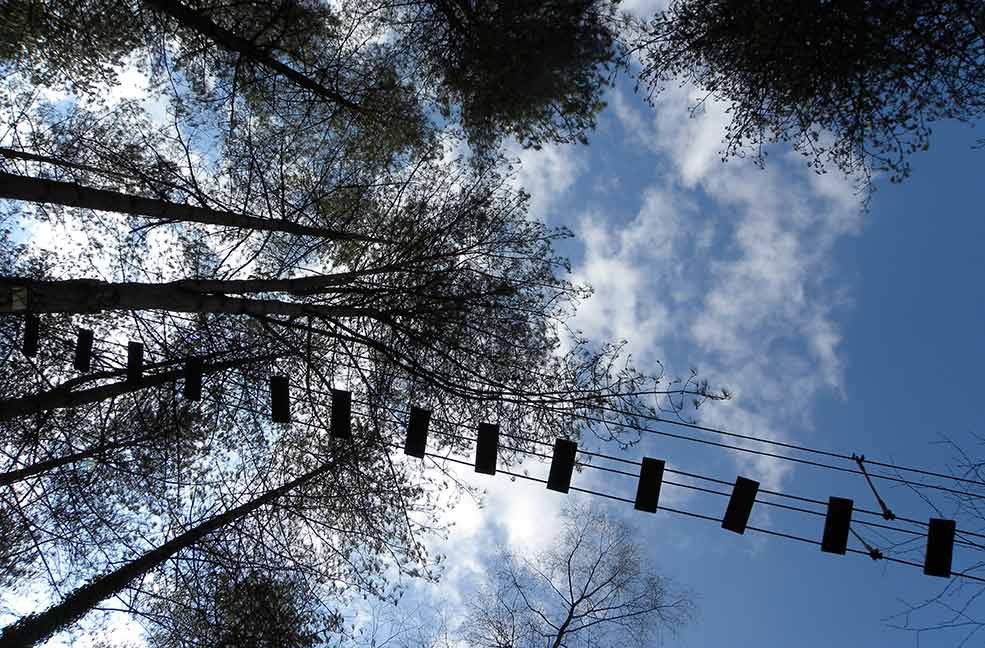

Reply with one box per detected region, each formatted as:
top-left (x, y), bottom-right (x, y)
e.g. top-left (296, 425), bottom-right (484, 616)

top-left (631, 0), bottom-right (985, 186)
top-left (368, 0), bottom-right (626, 154)
top-left (461, 504), bottom-right (692, 648)
top-left (0, 2), bottom-right (719, 645)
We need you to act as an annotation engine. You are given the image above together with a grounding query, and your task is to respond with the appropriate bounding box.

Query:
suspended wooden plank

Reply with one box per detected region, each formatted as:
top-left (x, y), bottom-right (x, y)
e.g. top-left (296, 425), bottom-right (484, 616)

top-left (821, 496), bottom-right (853, 555)
top-left (331, 389), bottom-right (352, 439)
top-left (634, 457), bottom-right (665, 513)
top-left (270, 376), bottom-right (290, 423)
top-left (475, 423), bottom-right (499, 475)
top-left (183, 357), bottom-right (203, 401)
top-left (126, 341), bottom-right (144, 383)
top-left (924, 518), bottom-right (956, 577)
top-left (546, 439), bottom-right (577, 493)
top-left (74, 328), bottom-right (94, 372)
top-left (722, 476), bottom-right (759, 534)
top-left (404, 407), bottom-right (431, 458)
top-left (22, 314), bottom-right (39, 357)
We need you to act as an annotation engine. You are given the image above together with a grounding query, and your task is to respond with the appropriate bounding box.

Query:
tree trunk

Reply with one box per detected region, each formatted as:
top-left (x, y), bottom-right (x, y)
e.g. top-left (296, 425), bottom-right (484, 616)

top-left (143, 0), bottom-right (365, 113)
top-left (0, 460), bottom-right (335, 648)
top-left (0, 148), bottom-right (128, 181)
top-left (0, 438), bottom-right (143, 487)
top-left (0, 352), bottom-right (281, 422)
top-left (0, 277), bottom-right (386, 320)
top-left (0, 171), bottom-right (383, 243)
top-left (550, 606), bottom-right (576, 648)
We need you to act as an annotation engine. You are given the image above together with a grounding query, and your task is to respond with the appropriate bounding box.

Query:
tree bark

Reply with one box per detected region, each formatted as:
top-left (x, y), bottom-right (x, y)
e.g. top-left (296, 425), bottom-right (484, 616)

top-left (0, 460), bottom-right (335, 648)
top-left (0, 171), bottom-right (384, 243)
top-left (0, 277), bottom-right (388, 320)
top-left (0, 148), bottom-right (126, 180)
top-left (550, 607), bottom-right (576, 648)
top-left (142, 0), bottom-right (365, 113)
top-left (0, 438), bottom-right (143, 487)
top-left (0, 352), bottom-right (281, 422)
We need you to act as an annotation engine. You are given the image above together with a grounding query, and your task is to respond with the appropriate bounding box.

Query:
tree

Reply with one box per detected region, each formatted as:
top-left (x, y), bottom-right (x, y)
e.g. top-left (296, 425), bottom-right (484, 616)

top-left (0, 455), bottom-right (339, 646)
top-left (143, 554), bottom-right (340, 648)
top-left (630, 0), bottom-right (985, 186)
top-left (1, 0), bottom-right (624, 155)
top-left (460, 504), bottom-right (692, 648)
top-left (366, 0), bottom-right (626, 154)
top-left (343, 600), bottom-right (456, 648)
top-left (0, 0), bottom-right (147, 94)
top-left (0, 135), bottom-right (715, 648)
top-left (0, 5), bottom-right (724, 644)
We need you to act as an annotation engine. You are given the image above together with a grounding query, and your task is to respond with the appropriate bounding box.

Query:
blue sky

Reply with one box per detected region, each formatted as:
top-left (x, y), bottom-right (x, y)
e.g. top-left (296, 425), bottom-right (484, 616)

top-left (418, 74), bottom-right (985, 648)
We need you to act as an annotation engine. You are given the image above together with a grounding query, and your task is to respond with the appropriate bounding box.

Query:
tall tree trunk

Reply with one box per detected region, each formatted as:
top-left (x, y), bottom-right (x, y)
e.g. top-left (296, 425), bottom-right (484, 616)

top-left (0, 437), bottom-right (145, 487)
top-left (0, 460), bottom-right (335, 648)
top-left (0, 352), bottom-right (281, 422)
top-left (0, 171), bottom-right (383, 242)
top-left (143, 0), bottom-right (365, 112)
top-left (0, 277), bottom-right (387, 320)
top-left (0, 148), bottom-right (129, 181)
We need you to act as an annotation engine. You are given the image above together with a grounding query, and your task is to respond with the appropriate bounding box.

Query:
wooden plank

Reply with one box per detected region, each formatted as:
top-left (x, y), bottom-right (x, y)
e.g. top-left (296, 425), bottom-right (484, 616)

top-left (821, 496), bottom-right (853, 555)
top-left (270, 376), bottom-right (290, 423)
top-left (546, 439), bottom-right (577, 493)
top-left (475, 423), bottom-right (499, 475)
top-left (924, 518), bottom-right (956, 577)
top-left (126, 341), bottom-right (144, 383)
top-left (74, 328), bottom-right (93, 372)
top-left (183, 357), bottom-right (203, 401)
top-left (634, 457), bottom-right (665, 513)
top-left (404, 407), bottom-right (431, 458)
top-left (331, 389), bottom-right (351, 439)
top-left (722, 476), bottom-right (759, 534)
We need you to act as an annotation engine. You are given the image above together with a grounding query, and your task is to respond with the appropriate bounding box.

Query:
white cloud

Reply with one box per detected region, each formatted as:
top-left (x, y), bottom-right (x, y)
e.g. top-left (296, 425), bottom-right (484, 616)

top-left (425, 86), bottom-right (863, 582)
top-left (570, 187), bottom-right (696, 366)
top-left (619, 82), bottom-right (734, 187)
top-left (408, 459), bottom-right (566, 621)
top-left (580, 86), bottom-right (865, 490)
top-left (620, 0), bottom-right (669, 18)
top-left (509, 142), bottom-right (587, 221)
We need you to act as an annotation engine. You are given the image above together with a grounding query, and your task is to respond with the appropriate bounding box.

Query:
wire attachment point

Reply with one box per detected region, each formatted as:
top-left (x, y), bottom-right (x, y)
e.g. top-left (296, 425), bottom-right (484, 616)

top-left (850, 527), bottom-right (884, 561)
top-left (853, 453), bottom-right (896, 520)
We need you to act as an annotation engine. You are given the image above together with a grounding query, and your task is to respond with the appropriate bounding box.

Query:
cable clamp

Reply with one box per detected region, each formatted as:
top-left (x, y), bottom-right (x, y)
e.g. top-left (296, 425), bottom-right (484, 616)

top-left (853, 453), bottom-right (896, 520)
top-left (850, 527), bottom-right (884, 561)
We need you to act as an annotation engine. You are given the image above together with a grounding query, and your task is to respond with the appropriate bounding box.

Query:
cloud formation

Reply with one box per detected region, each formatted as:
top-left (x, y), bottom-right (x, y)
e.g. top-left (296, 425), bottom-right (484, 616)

top-left (571, 86), bottom-right (863, 487)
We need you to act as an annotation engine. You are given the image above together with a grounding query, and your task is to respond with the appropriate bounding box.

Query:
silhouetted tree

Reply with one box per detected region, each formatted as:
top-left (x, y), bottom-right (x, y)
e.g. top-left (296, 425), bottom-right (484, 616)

top-left (0, 414), bottom-right (431, 647)
top-left (461, 504), bottom-right (693, 648)
top-left (367, 0), bottom-right (625, 154)
top-left (631, 0), bottom-right (985, 185)
top-left (0, 0), bottom-right (147, 93)
top-left (344, 600), bottom-right (455, 648)
top-left (1, 0), bottom-right (625, 154)
top-left (0, 5), bottom-right (725, 645)
top-left (145, 562), bottom-right (339, 648)
top-left (1, 145), bottom-right (717, 444)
